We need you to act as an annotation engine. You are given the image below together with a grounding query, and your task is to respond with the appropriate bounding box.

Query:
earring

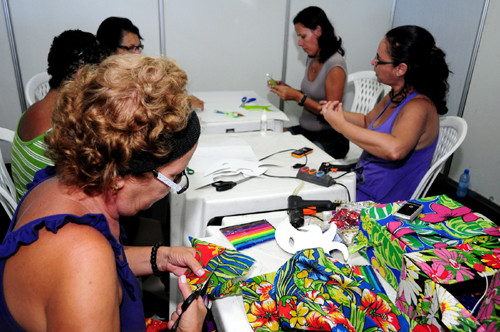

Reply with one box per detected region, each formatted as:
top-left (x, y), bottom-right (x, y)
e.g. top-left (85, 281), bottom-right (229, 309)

top-left (112, 186), bottom-right (120, 194)
top-left (396, 73), bottom-right (400, 77)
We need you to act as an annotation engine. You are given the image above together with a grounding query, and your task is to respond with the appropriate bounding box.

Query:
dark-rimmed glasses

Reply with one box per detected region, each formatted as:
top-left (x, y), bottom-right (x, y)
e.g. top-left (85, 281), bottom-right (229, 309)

top-left (374, 54), bottom-right (395, 66)
top-left (117, 44), bottom-right (144, 52)
top-left (152, 169), bottom-right (189, 194)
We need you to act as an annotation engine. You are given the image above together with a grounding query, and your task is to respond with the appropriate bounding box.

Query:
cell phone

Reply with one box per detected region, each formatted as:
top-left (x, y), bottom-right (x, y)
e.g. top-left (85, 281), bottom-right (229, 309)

top-left (393, 201), bottom-right (424, 222)
top-left (291, 147), bottom-right (313, 158)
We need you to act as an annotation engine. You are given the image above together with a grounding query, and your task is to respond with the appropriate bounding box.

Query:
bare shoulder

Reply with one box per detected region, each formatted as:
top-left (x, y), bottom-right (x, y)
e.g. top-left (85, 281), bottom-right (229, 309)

top-left (4, 222), bottom-right (120, 331)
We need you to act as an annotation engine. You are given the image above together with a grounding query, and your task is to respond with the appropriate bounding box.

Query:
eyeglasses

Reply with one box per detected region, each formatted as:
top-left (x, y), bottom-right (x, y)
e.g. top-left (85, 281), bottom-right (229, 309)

top-left (152, 169), bottom-right (189, 194)
top-left (374, 54), bottom-right (395, 66)
top-left (117, 44), bottom-right (144, 52)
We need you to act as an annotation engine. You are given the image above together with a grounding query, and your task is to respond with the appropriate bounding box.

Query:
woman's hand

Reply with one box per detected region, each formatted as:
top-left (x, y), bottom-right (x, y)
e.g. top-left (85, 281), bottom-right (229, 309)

top-left (268, 81), bottom-right (301, 102)
top-left (190, 95), bottom-right (205, 110)
top-left (320, 100), bottom-right (346, 132)
top-left (167, 275), bottom-right (207, 332)
top-left (158, 246), bottom-right (205, 277)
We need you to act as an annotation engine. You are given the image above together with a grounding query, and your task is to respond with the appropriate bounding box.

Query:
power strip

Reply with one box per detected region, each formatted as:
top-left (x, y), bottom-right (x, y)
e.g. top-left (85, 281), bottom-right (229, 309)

top-left (296, 169), bottom-right (336, 187)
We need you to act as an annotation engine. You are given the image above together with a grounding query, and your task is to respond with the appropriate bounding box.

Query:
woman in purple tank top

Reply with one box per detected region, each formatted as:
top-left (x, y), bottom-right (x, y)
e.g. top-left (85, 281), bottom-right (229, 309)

top-left (320, 25), bottom-right (450, 203)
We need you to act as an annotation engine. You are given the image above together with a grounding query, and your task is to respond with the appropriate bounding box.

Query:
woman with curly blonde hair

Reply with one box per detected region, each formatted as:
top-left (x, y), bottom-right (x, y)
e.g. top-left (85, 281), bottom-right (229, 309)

top-left (0, 55), bottom-right (206, 332)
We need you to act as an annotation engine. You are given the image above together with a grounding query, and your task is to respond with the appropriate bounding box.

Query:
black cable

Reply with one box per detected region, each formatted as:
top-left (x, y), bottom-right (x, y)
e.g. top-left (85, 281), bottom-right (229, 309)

top-left (258, 148), bottom-right (295, 161)
top-left (293, 153), bottom-right (308, 169)
top-left (334, 182), bottom-right (351, 202)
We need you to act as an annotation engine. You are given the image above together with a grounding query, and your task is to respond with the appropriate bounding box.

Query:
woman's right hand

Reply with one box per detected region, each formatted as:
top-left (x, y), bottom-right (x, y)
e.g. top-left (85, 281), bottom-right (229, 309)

top-left (167, 275), bottom-right (208, 332)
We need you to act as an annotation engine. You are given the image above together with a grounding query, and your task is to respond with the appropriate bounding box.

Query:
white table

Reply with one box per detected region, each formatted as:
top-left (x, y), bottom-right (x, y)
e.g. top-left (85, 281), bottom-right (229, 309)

top-left (194, 90), bottom-right (289, 133)
top-left (168, 131), bottom-right (356, 311)
top-left (201, 211), bottom-right (397, 332)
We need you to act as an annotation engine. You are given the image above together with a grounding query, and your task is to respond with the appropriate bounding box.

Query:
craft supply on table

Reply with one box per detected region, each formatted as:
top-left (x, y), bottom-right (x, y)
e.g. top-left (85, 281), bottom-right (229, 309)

top-left (241, 104), bottom-right (273, 112)
top-left (220, 219), bottom-right (275, 251)
top-left (215, 109), bottom-right (244, 118)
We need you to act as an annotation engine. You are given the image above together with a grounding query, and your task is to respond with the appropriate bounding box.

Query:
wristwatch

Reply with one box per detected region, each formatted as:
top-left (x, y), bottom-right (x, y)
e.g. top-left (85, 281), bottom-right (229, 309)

top-left (298, 94), bottom-right (307, 106)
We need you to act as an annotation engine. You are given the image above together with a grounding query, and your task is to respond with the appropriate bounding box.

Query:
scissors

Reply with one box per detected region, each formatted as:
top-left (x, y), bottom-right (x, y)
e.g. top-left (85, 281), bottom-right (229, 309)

top-left (239, 96), bottom-right (256, 107)
top-left (171, 268), bottom-right (217, 330)
top-left (211, 176), bottom-right (254, 191)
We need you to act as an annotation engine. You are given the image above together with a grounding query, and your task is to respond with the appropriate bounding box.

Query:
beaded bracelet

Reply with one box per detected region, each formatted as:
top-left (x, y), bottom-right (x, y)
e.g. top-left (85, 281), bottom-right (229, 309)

top-left (150, 241), bottom-right (165, 277)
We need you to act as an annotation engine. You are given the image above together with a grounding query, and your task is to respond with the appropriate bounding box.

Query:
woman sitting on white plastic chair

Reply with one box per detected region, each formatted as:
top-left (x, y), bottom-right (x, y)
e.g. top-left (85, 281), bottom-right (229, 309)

top-left (320, 25), bottom-right (450, 203)
top-left (11, 30), bottom-right (109, 201)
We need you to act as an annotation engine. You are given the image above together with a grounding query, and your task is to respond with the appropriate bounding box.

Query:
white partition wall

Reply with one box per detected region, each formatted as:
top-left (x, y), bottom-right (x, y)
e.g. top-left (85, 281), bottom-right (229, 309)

top-left (162, 0), bottom-right (286, 109)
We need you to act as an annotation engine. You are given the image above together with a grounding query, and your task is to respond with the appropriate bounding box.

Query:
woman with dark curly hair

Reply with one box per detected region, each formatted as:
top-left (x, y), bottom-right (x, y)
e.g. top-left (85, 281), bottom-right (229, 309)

top-left (0, 55), bottom-right (207, 332)
top-left (269, 6), bottom-right (349, 159)
top-left (320, 25), bottom-right (450, 203)
top-left (11, 29), bottom-right (109, 201)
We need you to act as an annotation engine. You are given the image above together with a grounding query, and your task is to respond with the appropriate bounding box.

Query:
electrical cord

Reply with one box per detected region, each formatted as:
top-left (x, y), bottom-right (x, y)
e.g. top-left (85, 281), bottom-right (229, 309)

top-left (258, 148), bottom-right (295, 162)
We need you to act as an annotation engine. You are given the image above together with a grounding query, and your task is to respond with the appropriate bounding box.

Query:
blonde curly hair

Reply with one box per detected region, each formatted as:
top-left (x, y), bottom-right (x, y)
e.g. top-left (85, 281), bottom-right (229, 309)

top-left (46, 54), bottom-right (193, 195)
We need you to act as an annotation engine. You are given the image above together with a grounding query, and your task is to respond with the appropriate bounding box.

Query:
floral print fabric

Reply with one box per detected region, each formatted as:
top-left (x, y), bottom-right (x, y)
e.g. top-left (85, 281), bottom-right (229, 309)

top-left (242, 248), bottom-right (408, 331)
top-left (397, 242), bottom-right (500, 331)
top-left (356, 195), bottom-right (499, 290)
top-left (185, 237), bottom-right (256, 298)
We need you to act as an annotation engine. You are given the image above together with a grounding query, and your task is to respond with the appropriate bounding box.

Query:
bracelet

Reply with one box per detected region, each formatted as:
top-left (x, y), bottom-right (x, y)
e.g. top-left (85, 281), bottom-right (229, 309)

top-left (150, 241), bottom-right (165, 277)
top-left (298, 94), bottom-right (307, 106)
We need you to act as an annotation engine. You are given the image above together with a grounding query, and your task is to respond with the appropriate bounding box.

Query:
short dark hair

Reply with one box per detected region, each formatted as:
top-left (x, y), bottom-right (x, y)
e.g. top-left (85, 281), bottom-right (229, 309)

top-left (293, 6), bottom-right (344, 63)
top-left (386, 25), bottom-right (450, 115)
top-left (96, 16), bottom-right (143, 53)
top-left (47, 29), bottom-right (108, 89)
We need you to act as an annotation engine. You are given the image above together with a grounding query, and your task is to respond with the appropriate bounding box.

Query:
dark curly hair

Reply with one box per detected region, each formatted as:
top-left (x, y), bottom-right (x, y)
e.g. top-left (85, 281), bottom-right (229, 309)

top-left (293, 6), bottom-right (345, 63)
top-left (96, 16), bottom-right (143, 53)
top-left (386, 25), bottom-right (450, 115)
top-left (47, 29), bottom-right (109, 89)
top-left (45, 55), bottom-right (192, 195)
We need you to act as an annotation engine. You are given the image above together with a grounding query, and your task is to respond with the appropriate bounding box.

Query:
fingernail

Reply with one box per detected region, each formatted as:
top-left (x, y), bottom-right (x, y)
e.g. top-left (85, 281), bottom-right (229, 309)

top-left (180, 275), bottom-right (187, 283)
top-left (177, 307), bottom-right (183, 315)
top-left (196, 269), bottom-right (205, 277)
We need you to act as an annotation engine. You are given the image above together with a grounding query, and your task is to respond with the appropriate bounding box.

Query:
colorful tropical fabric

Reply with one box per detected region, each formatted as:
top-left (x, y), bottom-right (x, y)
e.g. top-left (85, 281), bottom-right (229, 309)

top-left (356, 195), bottom-right (500, 290)
top-left (185, 237), bottom-right (256, 298)
top-left (397, 243), bottom-right (500, 331)
top-left (242, 248), bottom-right (408, 331)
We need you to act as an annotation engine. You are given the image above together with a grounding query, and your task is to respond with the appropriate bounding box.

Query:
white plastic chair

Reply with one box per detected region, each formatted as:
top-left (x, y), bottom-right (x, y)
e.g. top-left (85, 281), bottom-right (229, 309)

top-left (347, 70), bottom-right (390, 115)
top-left (25, 72), bottom-right (51, 107)
top-left (0, 127), bottom-right (17, 220)
top-left (411, 116), bottom-right (468, 199)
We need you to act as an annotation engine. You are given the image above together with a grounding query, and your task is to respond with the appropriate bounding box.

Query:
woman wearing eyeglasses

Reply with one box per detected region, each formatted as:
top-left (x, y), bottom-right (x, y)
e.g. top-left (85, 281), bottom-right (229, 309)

top-left (320, 25), bottom-right (450, 204)
top-left (0, 55), bottom-right (207, 332)
top-left (96, 16), bottom-right (204, 111)
top-left (96, 16), bottom-right (144, 54)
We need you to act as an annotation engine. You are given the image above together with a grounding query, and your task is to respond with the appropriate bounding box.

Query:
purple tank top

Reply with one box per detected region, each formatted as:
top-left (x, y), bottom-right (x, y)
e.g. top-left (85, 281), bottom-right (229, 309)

top-left (356, 91), bottom-right (438, 203)
top-left (0, 167), bottom-right (146, 331)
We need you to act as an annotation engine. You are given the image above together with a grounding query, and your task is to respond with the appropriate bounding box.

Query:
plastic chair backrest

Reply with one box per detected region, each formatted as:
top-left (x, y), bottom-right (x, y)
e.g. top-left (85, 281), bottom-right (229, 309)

top-left (411, 116), bottom-right (468, 199)
top-left (25, 72), bottom-right (51, 107)
top-left (347, 71), bottom-right (390, 115)
top-left (0, 127), bottom-right (17, 220)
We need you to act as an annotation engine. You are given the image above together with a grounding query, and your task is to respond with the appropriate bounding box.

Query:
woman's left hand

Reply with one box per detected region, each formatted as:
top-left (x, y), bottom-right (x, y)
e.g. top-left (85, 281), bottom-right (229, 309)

top-left (320, 100), bottom-right (345, 132)
top-left (269, 82), bottom-right (300, 102)
top-left (158, 246), bottom-right (205, 277)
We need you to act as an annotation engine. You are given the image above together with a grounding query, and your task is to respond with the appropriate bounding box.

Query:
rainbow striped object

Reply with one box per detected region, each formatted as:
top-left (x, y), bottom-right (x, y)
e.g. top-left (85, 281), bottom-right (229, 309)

top-left (221, 219), bottom-right (276, 251)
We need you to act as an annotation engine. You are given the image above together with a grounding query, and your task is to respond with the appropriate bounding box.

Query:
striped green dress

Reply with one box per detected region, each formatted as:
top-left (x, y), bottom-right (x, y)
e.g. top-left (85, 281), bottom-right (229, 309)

top-left (11, 116), bottom-right (53, 201)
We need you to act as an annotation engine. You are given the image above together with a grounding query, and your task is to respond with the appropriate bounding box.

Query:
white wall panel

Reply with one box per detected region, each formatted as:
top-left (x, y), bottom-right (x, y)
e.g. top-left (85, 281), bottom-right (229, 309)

top-left (163, 0), bottom-right (286, 109)
top-left (453, 1), bottom-right (500, 204)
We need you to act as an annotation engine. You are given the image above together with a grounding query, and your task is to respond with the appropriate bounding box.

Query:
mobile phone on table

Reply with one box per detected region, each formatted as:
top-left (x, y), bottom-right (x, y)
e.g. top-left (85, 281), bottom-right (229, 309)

top-left (291, 147), bottom-right (313, 158)
top-left (393, 201), bottom-right (424, 222)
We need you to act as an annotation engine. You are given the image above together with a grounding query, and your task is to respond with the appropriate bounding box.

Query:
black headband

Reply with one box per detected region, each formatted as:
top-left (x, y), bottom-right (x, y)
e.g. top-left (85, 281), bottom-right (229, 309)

top-left (126, 111), bottom-right (200, 174)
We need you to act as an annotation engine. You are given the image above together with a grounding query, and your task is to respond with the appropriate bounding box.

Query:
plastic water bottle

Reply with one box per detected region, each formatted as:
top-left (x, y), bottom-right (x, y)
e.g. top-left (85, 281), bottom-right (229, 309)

top-left (260, 111), bottom-right (268, 135)
top-left (456, 169), bottom-right (470, 197)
